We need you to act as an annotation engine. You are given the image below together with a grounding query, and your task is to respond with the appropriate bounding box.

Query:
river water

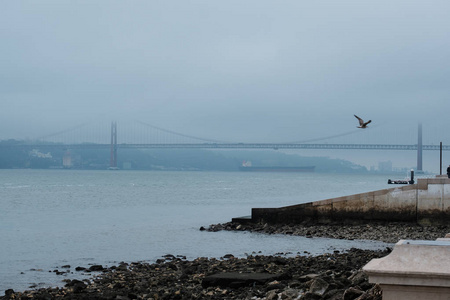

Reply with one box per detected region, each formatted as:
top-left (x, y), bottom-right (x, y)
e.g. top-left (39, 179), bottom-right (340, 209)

top-left (0, 169), bottom-right (394, 293)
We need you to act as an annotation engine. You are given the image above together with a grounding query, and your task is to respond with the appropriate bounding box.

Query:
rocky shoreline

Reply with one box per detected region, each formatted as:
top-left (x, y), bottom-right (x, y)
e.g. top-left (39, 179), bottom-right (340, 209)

top-left (2, 248), bottom-right (389, 300)
top-left (204, 221), bottom-right (450, 244)
top-left (2, 222), bottom-right (448, 300)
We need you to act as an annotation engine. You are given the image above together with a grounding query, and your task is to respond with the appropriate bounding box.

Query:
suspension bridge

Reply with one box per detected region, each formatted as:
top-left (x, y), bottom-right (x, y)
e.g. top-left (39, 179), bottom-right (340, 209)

top-left (0, 120), bottom-right (448, 171)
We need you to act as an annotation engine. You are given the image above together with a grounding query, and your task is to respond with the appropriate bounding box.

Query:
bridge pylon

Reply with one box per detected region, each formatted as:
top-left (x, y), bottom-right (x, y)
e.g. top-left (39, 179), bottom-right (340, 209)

top-left (417, 123), bottom-right (423, 173)
top-left (109, 121), bottom-right (118, 169)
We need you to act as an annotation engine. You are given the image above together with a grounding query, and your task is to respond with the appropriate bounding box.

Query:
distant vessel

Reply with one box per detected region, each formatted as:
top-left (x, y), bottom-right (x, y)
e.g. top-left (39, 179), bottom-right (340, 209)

top-left (239, 161), bottom-right (315, 172)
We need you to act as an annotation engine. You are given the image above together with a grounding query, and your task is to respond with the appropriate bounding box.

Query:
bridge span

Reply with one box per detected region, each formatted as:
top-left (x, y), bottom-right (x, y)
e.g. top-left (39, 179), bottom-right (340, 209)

top-left (116, 143), bottom-right (449, 151)
top-left (1, 121), bottom-right (443, 171)
top-left (2, 142), bottom-right (448, 151)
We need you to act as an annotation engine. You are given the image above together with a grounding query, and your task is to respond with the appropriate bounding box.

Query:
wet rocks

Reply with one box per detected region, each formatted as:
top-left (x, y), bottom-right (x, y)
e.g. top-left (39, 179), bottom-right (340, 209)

top-left (64, 279), bottom-right (87, 293)
top-left (2, 248), bottom-right (389, 300)
top-left (3, 290), bottom-right (13, 298)
top-left (205, 221), bottom-right (450, 243)
top-left (3, 221), bottom-right (445, 299)
top-left (88, 264), bottom-right (105, 272)
top-left (309, 278), bottom-right (329, 296)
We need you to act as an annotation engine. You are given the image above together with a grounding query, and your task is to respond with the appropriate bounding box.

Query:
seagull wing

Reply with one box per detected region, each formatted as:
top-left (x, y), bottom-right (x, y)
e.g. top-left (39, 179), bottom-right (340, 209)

top-left (354, 115), bottom-right (364, 126)
top-left (363, 120), bottom-right (372, 126)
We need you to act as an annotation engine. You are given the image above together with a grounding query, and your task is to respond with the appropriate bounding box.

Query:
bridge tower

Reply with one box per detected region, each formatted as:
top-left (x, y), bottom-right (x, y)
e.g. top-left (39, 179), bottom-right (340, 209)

top-left (110, 121), bottom-right (118, 169)
top-left (417, 122), bottom-right (423, 173)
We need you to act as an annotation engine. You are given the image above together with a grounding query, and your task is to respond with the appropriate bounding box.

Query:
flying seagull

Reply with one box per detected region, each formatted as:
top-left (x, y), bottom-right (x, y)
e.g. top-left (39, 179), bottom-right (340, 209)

top-left (354, 115), bottom-right (371, 128)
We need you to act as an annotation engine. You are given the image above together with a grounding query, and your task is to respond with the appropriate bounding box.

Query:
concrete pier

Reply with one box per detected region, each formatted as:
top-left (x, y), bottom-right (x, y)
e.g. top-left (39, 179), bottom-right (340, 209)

top-left (238, 176), bottom-right (450, 226)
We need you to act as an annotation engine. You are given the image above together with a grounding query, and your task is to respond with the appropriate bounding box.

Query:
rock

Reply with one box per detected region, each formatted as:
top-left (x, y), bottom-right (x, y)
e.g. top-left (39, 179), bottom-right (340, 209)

top-left (280, 288), bottom-right (302, 299)
top-left (164, 254), bottom-right (176, 260)
top-left (202, 272), bottom-right (286, 288)
top-left (309, 277), bottom-right (329, 296)
top-left (65, 279), bottom-right (85, 287)
top-left (266, 280), bottom-right (286, 291)
top-left (324, 289), bottom-right (345, 300)
top-left (117, 264), bottom-right (128, 271)
top-left (299, 273), bottom-right (320, 281)
top-left (343, 286), bottom-right (364, 300)
top-left (348, 270), bottom-right (368, 286)
top-left (4, 289), bottom-right (14, 297)
top-left (266, 290), bottom-right (279, 300)
top-left (356, 284), bottom-right (382, 300)
top-left (34, 291), bottom-right (52, 300)
top-left (300, 291), bottom-right (322, 299)
top-left (88, 265), bottom-right (104, 271)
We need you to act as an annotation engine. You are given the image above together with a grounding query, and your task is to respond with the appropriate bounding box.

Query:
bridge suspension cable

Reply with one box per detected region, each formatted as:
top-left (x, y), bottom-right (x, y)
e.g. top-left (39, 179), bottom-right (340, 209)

top-left (286, 129), bottom-right (362, 144)
top-left (35, 123), bottom-right (89, 141)
top-left (135, 120), bottom-right (227, 143)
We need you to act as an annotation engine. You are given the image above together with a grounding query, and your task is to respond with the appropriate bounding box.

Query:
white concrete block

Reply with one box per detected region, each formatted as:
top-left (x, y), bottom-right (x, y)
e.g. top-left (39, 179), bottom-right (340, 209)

top-left (364, 240), bottom-right (450, 299)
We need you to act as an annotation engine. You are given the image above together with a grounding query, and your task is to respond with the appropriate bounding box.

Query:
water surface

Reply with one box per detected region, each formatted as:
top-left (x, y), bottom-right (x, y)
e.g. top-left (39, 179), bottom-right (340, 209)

top-left (0, 170), bottom-right (393, 293)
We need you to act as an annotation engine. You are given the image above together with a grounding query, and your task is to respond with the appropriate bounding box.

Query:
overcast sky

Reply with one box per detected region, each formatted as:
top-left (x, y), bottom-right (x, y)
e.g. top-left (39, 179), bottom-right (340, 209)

top-left (1, 1), bottom-right (450, 167)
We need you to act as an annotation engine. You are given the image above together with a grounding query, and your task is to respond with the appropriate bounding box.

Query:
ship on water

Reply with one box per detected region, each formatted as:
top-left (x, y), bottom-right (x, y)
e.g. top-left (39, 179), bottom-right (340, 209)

top-left (238, 161), bottom-right (315, 172)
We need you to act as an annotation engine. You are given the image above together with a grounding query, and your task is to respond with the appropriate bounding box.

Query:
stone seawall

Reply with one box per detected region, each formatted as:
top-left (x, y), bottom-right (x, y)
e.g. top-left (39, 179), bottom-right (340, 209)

top-left (246, 176), bottom-right (450, 226)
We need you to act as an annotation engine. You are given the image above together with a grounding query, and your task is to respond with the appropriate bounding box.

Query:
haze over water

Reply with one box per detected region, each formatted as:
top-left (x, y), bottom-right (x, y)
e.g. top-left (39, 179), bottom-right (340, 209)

top-left (0, 169), bottom-right (394, 293)
top-left (2, 1), bottom-right (450, 152)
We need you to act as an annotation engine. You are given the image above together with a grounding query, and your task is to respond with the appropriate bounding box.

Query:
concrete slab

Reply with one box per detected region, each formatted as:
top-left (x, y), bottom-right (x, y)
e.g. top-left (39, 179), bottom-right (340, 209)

top-left (202, 272), bottom-right (287, 288)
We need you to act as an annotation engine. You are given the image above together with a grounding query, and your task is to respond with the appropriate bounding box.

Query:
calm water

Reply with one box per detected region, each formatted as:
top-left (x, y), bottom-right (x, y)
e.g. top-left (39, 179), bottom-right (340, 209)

top-left (0, 169), bottom-right (393, 293)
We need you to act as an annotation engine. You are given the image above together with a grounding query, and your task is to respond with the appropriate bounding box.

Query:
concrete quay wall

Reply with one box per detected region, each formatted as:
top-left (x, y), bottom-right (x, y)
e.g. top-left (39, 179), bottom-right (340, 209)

top-left (250, 177), bottom-right (450, 225)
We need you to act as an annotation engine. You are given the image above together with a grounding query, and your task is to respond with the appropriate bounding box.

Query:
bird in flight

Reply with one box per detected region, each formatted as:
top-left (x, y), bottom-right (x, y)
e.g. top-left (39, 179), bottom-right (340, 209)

top-left (354, 115), bottom-right (371, 128)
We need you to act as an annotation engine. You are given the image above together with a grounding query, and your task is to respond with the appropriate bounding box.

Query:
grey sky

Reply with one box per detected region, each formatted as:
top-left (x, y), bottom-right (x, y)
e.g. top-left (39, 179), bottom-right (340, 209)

top-left (1, 1), bottom-right (450, 156)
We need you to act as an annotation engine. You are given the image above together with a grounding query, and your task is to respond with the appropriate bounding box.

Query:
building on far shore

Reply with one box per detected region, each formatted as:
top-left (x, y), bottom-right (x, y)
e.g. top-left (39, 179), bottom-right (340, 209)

top-left (63, 150), bottom-right (72, 168)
